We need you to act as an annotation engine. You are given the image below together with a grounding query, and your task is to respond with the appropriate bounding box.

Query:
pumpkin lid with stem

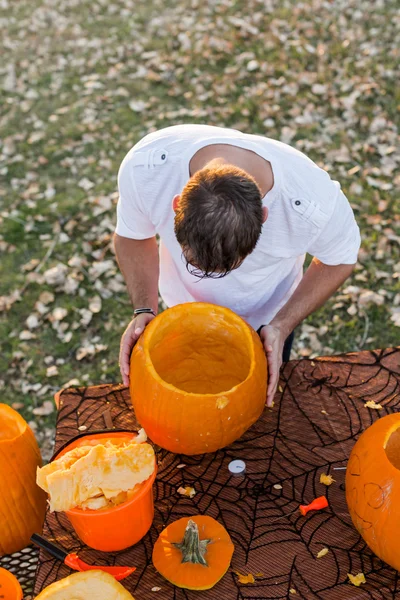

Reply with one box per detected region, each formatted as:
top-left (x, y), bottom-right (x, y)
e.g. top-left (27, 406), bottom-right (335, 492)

top-left (152, 515), bottom-right (234, 590)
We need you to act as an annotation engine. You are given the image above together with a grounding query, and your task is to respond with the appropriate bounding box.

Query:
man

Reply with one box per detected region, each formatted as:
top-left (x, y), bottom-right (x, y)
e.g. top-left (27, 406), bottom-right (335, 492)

top-left (114, 124), bottom-right (361, 406)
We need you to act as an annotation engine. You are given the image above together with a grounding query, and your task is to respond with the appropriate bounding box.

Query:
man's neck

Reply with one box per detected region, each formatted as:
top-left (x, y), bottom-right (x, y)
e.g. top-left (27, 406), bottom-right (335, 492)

top-left (189, 144), bottom-right (274, 198)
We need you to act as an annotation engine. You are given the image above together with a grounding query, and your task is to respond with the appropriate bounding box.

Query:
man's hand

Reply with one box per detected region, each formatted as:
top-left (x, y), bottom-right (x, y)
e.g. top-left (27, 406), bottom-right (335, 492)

top-left (259, 324), bottom-right (287, 407)
top-left (119, 313), bottom-right (155, 386)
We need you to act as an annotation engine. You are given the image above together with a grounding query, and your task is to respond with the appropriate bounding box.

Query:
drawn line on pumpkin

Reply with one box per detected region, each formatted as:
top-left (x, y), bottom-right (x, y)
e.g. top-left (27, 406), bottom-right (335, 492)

top-left (364, 482), bottom-right (385, 509)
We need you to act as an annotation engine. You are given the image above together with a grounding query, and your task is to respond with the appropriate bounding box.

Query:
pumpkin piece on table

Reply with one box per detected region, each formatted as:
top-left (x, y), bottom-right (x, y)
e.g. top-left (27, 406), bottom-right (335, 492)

top-left (152, 516), bottom-right (234, 590)
top-left (35, 570), bottom-right (135, 599)
top-left (0, 404), bottom-right (46, 556)
top-left (347, 573), bottom-right (366, 587)
top-left (130, 302), bottom-right (267, 455)
top-left (346, 413), bottom-right (400, 571)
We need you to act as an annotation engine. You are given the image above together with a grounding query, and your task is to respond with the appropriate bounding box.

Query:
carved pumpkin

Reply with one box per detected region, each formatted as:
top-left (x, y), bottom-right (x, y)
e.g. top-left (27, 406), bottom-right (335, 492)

top-left (0, 404), bottom-right (46, 556)
top-left (130, 303), bottom-right (267, 455)
top-left (152, 516), bottom-right (234, 590)
top-left (346, 413), bottom-right (400, 570)
top-left (35, 570), bottom-right (135, 599)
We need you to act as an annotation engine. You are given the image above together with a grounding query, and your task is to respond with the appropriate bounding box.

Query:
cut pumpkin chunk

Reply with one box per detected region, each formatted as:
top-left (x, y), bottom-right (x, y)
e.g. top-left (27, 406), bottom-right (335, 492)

top-left (35, 570), bottom-right (135, 599)
top-left (37, 440), bottom-right (155, 512)
top-left (36, 446), bottom-right (93, 493)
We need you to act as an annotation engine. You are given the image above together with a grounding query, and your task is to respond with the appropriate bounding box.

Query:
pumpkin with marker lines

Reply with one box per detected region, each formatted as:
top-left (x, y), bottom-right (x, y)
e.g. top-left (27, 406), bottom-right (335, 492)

top-left (346, 413), bottom-right (400, 570)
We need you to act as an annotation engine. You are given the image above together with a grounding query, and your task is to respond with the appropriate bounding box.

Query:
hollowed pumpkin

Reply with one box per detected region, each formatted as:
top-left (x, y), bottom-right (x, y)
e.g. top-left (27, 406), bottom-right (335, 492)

top-left (35, 570), bottom-right (135, 599)
top-left (152, 516), bottom-right (234, 590)
top-left (346, 413), bottom-right (400, 570)
top-left (0, 404), bottom-right (46, 556)
top-left (130, 303), bottom-right (267, 455)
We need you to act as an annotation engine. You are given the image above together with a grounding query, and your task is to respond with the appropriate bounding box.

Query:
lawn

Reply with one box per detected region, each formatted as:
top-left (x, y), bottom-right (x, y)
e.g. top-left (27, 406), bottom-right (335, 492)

top-left (1, 0), bottom-right (399, 457)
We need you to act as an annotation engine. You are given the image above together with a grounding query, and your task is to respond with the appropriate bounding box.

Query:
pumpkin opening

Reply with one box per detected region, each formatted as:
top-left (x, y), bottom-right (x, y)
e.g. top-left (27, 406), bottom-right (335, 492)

top-left (147, 309), bottom-right (252, 394)
top-left (385, 427), bottom-right (400, 469)
top-left (0, 407), bottom-right (25, 441)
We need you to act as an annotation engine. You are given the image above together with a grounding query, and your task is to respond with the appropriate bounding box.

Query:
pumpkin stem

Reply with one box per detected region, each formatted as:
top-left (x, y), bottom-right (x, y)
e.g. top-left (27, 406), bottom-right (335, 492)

top-left (173, 519), bottom-right (211, 566)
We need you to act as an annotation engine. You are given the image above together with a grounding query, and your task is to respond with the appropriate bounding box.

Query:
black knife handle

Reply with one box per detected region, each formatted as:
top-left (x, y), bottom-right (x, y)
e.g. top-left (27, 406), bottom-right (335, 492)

top-left (30, 533), bottom-right (69, 562)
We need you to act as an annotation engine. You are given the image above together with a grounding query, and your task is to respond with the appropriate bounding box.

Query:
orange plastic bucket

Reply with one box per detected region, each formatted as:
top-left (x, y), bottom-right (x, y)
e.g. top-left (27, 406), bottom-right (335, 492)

top-left (0, 567), bottom-right (23, 600)
top-left (54, 431), bottom-right (157, 551)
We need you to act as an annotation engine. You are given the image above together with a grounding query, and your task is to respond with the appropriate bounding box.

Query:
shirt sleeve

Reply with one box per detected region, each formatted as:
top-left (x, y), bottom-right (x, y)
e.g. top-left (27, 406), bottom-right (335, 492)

top-left (307, 189), bottom-right (361, 265)
top-left (115, 157), bottom-right (156, 240)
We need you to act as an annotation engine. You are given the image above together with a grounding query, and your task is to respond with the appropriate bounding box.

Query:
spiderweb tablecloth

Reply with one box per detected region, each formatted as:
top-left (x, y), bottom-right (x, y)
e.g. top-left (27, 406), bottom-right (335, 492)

top-left (33, 348), bottom-right (400, 599)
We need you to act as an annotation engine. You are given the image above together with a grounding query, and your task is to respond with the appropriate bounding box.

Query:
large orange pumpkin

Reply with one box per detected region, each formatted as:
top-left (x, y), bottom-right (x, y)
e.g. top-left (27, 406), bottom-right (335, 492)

top-left (346, 413), bottom-right (400, 570)
top-left (130, 303), bottom-right (267, 455)
top-left (0, 404), bottom-right (47, 555)
top-left (153, 516), bottom-right (234, 590)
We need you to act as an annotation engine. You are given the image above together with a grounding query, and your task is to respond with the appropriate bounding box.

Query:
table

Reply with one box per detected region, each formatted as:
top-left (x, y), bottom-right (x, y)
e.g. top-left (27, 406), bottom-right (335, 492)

top-left (30, 347), bottom-right (400, 598)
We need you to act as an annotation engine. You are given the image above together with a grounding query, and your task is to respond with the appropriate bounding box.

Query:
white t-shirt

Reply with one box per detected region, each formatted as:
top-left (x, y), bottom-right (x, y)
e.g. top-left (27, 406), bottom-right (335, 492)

top-left (116, 124), bottom-right (361, 330)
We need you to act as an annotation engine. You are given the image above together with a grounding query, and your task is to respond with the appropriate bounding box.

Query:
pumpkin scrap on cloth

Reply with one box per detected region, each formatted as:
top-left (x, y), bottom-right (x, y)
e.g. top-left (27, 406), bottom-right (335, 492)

top-left (130, 303), bottom-right (267, 455)
top-left (347, 573), bottom-right (366, 587)
top-left (152, 516), bottom-right (234, 590)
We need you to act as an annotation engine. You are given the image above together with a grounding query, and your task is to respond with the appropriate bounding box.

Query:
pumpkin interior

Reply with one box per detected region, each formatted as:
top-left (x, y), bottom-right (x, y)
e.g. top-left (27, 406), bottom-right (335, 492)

top-left (0, 407), bottom-right (25, 441)
top-left (385, 427), bottom-right (400, 469)
top-left (147, 309), bottom-right (252, 394)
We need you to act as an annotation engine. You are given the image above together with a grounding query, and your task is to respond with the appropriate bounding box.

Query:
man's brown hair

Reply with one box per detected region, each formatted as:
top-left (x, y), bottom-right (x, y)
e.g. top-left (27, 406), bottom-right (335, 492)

top-left (174, 164), bottom-right (264, 278)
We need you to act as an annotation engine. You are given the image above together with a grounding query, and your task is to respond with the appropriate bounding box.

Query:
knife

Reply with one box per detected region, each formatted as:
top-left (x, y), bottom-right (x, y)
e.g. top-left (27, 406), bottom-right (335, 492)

top-left (31, 534), bottom-right (136, 581)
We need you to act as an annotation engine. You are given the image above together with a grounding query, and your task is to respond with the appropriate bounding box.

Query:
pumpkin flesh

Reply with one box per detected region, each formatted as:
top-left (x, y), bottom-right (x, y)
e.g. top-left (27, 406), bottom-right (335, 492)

top-left (0, 404), bottom-right (47, 556)
top-left (152, 516), bottom-right (234, 590)
top-left (346, 413), bottom-right (400, 571)
top-left (37, 437), bottom-right (155, 512)
top-left (35, 570), bottom-right (135, 599)
top-left (130, 303), bottom-right (267, 455)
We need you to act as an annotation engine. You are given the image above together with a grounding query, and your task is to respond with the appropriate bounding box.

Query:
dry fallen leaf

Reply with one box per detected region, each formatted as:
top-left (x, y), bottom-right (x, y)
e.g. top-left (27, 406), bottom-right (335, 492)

top-left (89, 295), bottom-right (102, 313)
top-left (364, 400), bottom-right (383, 410)
top-left (46, 365), bottom-right (59, 378)
top-left (32, 401), bottom-right (54, 416)
top-left (316, 547), bottom-right (329, 558)
top-left (320, 474), bottom-right (335, 486)
top-left (347, 573), bottom-right (366, 587)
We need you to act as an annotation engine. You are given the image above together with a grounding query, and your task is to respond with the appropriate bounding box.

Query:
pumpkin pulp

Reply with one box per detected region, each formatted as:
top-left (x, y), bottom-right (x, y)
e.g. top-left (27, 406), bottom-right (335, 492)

top-left (148, 307), bottom-right (252, 394)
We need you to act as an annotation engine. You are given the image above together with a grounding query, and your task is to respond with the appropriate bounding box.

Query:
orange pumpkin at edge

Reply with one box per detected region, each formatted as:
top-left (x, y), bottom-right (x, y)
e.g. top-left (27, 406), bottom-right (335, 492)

top-left (346, 412), bottom-right (400, 570)
top-left (129, 302), bottom-right (267, 455)
top-left (0, 403), bottom-right (47, 556)
top-left (152, 515), bottom-right (234, 590)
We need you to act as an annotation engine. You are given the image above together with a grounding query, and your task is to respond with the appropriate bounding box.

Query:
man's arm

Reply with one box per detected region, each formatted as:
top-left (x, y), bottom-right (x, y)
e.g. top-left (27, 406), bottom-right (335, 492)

top-left (114, 234), bottom-right (159, 385)
top-left (261, 259), bottom-right (355, 406)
